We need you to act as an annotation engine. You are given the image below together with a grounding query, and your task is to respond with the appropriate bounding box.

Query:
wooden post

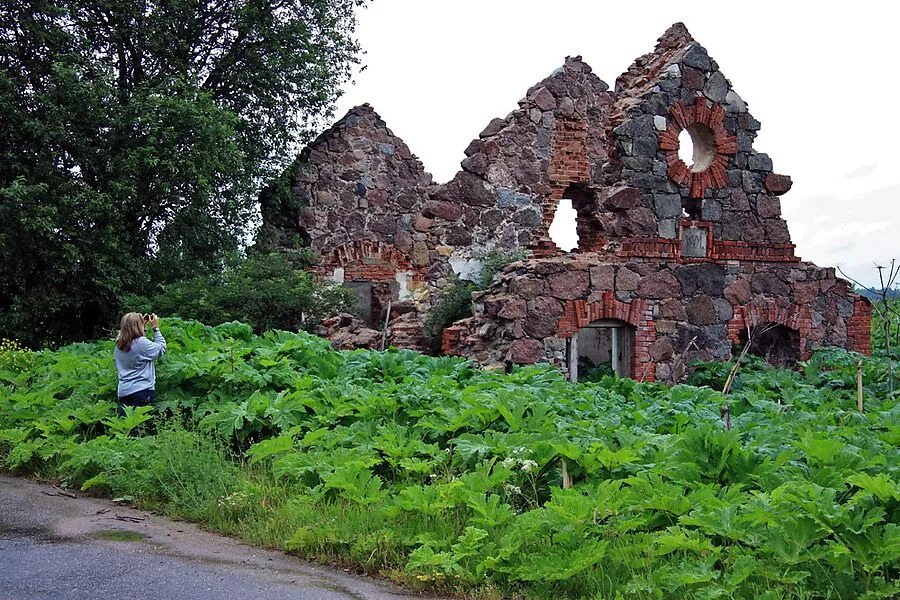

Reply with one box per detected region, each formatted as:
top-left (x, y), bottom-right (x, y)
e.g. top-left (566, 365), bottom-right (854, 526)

top-left (380, 300), bottom-right (392, 351)
top-left (857, 360), bottom-right (864, 413)
top-left (561, 459), bottom-right (572, 489)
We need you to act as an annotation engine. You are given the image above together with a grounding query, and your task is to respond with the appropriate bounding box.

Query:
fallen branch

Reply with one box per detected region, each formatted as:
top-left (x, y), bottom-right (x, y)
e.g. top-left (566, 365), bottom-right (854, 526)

top-left (41, 486), bottom-right (76, 499)
top-left (668, 336), bottom-right (699, 385)
top-left (113, 514), bottom-right (145, 523)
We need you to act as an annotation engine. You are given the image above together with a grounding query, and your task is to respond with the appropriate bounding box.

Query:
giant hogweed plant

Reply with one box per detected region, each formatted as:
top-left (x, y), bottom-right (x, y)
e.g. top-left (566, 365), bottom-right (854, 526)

top-left (0, 317), bottom-right (897, 598)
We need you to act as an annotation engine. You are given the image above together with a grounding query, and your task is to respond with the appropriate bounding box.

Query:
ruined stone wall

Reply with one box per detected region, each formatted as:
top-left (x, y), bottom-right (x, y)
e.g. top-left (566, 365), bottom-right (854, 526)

top-left (444, 256), bottom-right (871, 381)
top-left (425, 56), bottom-right (612, 260)
top-left (608, 24), bottom-right (794, 252)
top-left (260, 23), bottom-right (872, 375)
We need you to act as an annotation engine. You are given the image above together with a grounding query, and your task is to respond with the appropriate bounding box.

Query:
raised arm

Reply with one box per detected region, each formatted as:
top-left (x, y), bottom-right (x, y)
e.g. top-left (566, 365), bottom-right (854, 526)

top-left (142, 314), bottom-right (167, 360)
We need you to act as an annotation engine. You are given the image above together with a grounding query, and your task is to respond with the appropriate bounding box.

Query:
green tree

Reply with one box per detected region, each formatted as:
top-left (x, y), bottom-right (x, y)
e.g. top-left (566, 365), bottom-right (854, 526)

top-left (127, 252), bottom-right (356, 334)
top-left (0, 0), bottom-right (364, 347)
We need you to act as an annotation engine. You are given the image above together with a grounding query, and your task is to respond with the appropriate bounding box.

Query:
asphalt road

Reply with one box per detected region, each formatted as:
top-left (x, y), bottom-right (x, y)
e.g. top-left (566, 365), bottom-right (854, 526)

top-left (0, 475), bottom-right (438, 600)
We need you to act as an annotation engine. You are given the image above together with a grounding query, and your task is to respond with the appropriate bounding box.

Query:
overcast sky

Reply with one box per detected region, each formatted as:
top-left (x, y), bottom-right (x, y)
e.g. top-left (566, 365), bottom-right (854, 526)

top-left (333, 0), bottom-right (898, 288)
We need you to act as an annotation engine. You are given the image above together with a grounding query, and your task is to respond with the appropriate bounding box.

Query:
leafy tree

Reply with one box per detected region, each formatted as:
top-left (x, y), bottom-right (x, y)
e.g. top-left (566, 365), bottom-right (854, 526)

top-left (0, 0), bottom-right (364, 346)
top-left (126, 251), bottom-right (355, 333)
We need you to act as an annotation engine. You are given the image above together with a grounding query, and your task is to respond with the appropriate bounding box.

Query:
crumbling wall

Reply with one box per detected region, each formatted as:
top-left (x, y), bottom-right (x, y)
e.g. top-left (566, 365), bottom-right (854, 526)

top-left (444, 256), bottom-right (870, 381)
top-left (260, 23), bottom-right (872, 373)
top-left (424, 56), bottom-right (612, 259)
top-left (609, 23), bottom-right (794, 251)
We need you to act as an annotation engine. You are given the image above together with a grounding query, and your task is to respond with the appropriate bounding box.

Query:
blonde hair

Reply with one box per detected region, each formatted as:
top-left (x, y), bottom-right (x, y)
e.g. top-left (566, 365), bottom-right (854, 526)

top-left (116, 312), bottom-right (147, 352)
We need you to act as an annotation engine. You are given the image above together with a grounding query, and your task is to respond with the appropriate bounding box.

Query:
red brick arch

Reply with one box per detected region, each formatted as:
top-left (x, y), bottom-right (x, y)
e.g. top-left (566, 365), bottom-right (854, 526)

top-left (558, 292), bottom-right (657, 381)
top-left (328, 240), bottom-right (411, 269)
top-left (727, 300), bottom-right (812, 359)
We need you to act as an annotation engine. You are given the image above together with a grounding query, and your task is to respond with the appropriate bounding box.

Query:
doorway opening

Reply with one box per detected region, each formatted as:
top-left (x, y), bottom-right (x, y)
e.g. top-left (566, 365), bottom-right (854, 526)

top-left (739, 323), bottom-right (801, 367)
top-left (345, 280), bottom-right (400, 327)
top-left (566, 319), bottom-right (634, 382)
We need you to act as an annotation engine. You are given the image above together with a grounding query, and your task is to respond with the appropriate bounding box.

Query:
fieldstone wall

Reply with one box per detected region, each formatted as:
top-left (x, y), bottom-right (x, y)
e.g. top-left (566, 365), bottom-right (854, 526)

top-left (444, 256), bottom-right (869, 381)
top-left (260, 22), bottom-right (872, 378)
top-left (608, 23), bottom-right (794, 252)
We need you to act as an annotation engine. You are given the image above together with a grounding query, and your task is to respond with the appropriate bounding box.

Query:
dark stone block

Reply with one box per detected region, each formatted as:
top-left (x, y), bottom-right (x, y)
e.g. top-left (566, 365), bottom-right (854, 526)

top-left (461, 153), bottom-right (489, 177)
top-left (654, 194), bottom-right (683, 219)
top-left (748, 152), bottom-right (773, 172)
top-left (703, 71), bottom-right (728, 103)
top-left (509, 338), bottom-right (545, 364)
top-left (513, 208), bottom-right (542, 227)
top-left (636, 270), bottom-right (682, 299)
top-left (687, 295), bottom-right (718, 325)
top-left (682, 44), bottom-right (711, 71)
top-left (480, 118), bottom-right (506, 138)
top-left (675, 263), bottom-right (726, 296)
top-left (423, 200), bottom-right (463, 221)
top-left (682, 66), bottom-right (705, 91)
top-left (445, 226), bottom-right (472, 246)
top-left (751, 272), bottom-right (791, 296)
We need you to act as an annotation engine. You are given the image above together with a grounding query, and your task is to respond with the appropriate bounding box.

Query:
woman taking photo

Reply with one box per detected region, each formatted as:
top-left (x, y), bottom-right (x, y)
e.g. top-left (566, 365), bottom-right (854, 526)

top-left (114, 312), bottom-right (167, 416)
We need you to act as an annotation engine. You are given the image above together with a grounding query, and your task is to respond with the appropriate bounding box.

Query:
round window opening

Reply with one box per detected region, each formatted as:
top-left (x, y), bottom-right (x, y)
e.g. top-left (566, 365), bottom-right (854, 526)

top-left (677, 123), bottom-right (717, 172)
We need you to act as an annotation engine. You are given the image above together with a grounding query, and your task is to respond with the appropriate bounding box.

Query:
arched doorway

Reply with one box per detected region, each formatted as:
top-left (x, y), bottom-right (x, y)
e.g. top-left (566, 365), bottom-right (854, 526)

top-left (739, 323), bottom-right (801, 367)
top-left (566, 319), bottom-right (635, 382)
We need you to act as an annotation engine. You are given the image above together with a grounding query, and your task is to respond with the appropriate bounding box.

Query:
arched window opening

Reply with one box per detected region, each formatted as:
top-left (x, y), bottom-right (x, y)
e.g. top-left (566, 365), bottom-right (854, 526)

top-left (566, 185), bottom-right (604, 251)
top-left (566, 319), bottom-right (635, 382)
top-left (548, 199), bottom-right (578, 252)
top-left (739, 323), bottom-right (801, 368)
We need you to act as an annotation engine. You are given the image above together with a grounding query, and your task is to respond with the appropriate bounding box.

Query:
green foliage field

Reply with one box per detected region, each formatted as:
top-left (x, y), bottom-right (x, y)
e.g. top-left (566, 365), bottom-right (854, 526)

top-left (1, 319), bottom-right (898, 599)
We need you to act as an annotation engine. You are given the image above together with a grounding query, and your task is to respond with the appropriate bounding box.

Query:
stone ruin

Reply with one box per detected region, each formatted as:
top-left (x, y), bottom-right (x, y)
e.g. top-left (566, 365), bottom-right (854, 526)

top-left (259, 23), bottom-right (872, 382)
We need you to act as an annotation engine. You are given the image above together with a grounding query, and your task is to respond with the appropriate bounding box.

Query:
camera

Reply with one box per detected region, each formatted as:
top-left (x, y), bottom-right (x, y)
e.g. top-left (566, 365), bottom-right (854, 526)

top-left (143, 314), bottom-right (151, 322)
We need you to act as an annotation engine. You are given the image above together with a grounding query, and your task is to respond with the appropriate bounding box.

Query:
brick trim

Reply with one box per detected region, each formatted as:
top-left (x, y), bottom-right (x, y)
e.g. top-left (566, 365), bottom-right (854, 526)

top-left (557, 292), bottom-right (656, 381)
top-left (727, 300), bottom-right (812, 360)
top-left (660, 96), bottom-right (737, 198)
top-left (847, 296), bottom-right (872, 355)
top-left (327, 239), bottom-right (411, 269)
top-left (535, 118), bottom-right (592, 256)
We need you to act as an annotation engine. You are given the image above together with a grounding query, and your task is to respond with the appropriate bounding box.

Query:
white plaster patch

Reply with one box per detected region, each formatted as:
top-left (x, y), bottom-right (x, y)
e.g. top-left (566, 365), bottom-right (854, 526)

top-left (449, 256), bottom-right (484, 282)
top-left (395, 271), bottom-right (413, 300)
top-left (331, 267), bottom-right (345, 284)
top-left (653, 115), bottom-right (667, 131)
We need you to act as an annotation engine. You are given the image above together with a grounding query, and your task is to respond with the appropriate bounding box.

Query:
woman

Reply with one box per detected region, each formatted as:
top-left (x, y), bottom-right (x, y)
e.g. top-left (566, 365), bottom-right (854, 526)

top-left (114, 312), bottom-right (166, 416)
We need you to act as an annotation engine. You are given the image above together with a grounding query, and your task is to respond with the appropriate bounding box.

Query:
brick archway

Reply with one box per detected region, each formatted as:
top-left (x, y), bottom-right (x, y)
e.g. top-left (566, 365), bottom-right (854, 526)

top-left (727, 300), bottom-right (812, 360)
top-left (558, 292), bottom-right (656, 381)
top-left (327, 240), bottom-right (412, 279)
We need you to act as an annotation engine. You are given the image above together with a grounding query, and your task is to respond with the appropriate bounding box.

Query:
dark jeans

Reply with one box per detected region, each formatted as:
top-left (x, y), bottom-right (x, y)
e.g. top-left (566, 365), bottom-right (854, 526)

top-left (117, 388), bottom-right (155, 417)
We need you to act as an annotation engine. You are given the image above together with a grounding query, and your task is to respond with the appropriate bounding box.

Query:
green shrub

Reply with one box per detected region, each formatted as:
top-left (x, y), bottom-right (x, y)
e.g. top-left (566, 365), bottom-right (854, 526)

top-left (423, 249), bottom-right (526, 349)
top-left (127, 251), bottom-right (354, 333)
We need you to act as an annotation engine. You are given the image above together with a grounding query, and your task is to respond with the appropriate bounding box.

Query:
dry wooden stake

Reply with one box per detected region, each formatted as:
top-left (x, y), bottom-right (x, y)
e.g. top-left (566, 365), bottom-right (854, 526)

top-left (561, 458), bottom-right (572, 489)
top-left (857, 360), bottom-right (864, 413)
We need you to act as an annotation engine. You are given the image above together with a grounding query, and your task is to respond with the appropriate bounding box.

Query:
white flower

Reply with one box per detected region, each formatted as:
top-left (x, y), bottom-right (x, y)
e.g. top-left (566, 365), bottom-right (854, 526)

top-left (501, 457), bottom-right (517, 468)
top-left (520, 460), bottom-right (538, 472)
top-left (504, 483), bottom-right (522, 495)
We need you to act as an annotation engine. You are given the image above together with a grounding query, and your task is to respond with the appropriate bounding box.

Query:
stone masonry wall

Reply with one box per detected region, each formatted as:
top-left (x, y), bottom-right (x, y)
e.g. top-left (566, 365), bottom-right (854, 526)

top-left (261, 23), bottom-right (872, 376)
top-left (444, 256), bottom-right (869, 381)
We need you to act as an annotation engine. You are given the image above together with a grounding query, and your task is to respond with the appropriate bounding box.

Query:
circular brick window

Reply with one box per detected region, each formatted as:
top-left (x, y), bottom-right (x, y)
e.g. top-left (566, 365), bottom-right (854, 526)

top-left (660, 97), bottom-right (738, 198)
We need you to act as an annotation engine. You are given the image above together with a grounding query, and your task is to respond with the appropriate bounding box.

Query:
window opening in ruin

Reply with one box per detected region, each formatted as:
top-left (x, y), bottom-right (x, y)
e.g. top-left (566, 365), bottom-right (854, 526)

top-left (739, 323), bottom-right (801, 368)
top-left (567, 319), bottom-right (634, 382)
top-left (678, 124), bottom-right (716, 172)
top-left (548, 199), bottom-right (578, 252)
top-left (565, 184), bottom-right (604, 252)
